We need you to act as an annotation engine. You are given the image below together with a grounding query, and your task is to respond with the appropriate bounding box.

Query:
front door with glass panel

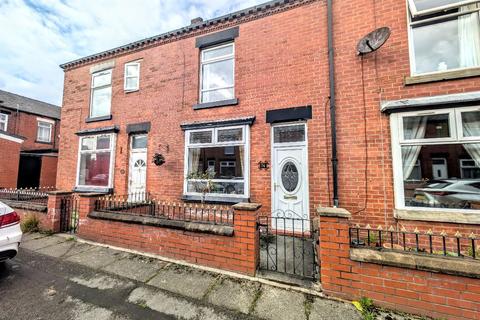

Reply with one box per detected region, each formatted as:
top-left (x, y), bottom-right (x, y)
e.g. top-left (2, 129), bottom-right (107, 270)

top-left (432, 158), bottom-right (448, 179)
top-left (271, 123), bottom-right (309, 231)
top-left (128, 135), bottom-right (147, 201)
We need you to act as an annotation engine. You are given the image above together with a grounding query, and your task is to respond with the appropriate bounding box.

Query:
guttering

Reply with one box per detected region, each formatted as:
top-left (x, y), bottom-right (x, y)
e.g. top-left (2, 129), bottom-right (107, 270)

top-left (327, 0), bottom-right (339, 207)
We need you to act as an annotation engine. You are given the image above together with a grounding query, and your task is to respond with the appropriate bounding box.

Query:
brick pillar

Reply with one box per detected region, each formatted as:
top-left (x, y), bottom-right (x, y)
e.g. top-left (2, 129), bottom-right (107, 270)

top-left (232, 202), bottom-right (261, 276)
top-left (47, 191), bottom-right (72, 232)
top-left (76, 193), bottom-right (102, 230)
top-left (317, 207), bottom-right (355, 300)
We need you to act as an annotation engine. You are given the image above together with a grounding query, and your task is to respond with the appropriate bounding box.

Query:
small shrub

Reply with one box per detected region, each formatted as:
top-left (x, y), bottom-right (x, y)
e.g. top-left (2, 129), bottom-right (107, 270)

top-left (359, 297), bottom-right (376, 320)
top-left (21, 214), bottom-right (40, 233)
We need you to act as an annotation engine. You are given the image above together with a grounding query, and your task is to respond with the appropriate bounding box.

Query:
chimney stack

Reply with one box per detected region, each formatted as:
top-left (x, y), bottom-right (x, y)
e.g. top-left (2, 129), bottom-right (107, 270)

top-left (190, 17), bottom-right (203, 25)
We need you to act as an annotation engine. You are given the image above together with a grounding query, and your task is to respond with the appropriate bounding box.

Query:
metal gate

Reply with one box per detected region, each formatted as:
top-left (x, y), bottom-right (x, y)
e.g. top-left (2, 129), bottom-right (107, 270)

top-left (258, 210), bottom-right (318, 281)
top-left (60, 197), bottom-right (79, 233)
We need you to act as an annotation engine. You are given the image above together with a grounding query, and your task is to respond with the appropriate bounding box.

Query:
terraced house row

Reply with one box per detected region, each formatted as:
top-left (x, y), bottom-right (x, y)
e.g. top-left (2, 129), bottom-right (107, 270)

top-left (51, 1), bottom-right (480, 319)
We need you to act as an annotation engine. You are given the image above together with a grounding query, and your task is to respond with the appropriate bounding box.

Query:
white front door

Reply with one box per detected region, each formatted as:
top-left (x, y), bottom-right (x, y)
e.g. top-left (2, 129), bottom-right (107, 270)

top-left (432, 158), bottom-right (448, 179)
top-left (128, 135), bottom-right (147, 200)
top-left (271, 123), bottom-right (309, 231)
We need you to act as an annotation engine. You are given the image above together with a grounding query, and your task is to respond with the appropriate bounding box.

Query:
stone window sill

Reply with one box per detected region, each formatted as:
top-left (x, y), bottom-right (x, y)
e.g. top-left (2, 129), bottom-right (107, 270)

top-left (35, 140), bottom-right (53, 145)
top-left (394, 208), bottom-right (480, 225)
top-left (351, 248), bottom-right (480, 279)
top-left (405, 67), bottom-right (480, 85)
top-left (73, 186), bottom-right (113, 194)
top-left (181, 194), bottom-right (248, 204)
top-left (85, 115), bottom-right (112, 123)
top-left (193, 98), bottom-right (238, 110)
top-left (89, 210), bottom-right (234, 236)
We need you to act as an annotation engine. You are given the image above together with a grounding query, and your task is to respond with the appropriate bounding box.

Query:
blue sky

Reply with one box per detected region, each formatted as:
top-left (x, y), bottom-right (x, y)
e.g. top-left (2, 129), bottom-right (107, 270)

top-left (0, 0), bottom-right (266, 106)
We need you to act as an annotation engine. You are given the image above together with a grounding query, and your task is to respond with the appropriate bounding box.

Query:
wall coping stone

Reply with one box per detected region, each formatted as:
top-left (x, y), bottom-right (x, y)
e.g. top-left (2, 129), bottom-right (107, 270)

top-left (77, 193), bottom-right (106, 198)
top-left (317, 207), bottom-right (351, 218)
top-left (47, 191), bottom-right (73, 196)
top-left (3, 200), bottom-right (47, 213)
top-left (89, 211), bottom-right (234, 236)
top-left (232, 203), bottom-right (262, 211)
top-left (351, 248), bottom-right (480, 279)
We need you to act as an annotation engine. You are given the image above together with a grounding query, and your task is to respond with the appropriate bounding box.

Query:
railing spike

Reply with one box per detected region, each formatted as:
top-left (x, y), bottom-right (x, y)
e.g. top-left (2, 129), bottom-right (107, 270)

top-left (469, 232), bottom-right (477, 240)
top-left (455, 231), bottom-right (462, 238)
top-left (365, 224), bottom-right (371, 229)
top-left (388, 226), bottom-right (395, 232)
top-left (426, 229), bottom-right (433, 235)
top-left (440, 230), bottom-right (448, 237)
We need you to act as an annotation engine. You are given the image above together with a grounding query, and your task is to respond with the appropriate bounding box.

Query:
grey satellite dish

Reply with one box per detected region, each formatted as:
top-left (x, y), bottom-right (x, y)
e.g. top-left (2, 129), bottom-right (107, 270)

top-left (357, 27), bottom-right (391, 55)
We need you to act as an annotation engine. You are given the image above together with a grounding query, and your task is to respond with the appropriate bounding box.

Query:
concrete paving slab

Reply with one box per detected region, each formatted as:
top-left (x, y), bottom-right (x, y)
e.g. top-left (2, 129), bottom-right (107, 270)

top-left (36, 239), bottom-right (76, 258)
top-left (66, 296), bottom-right (128, 320)
top-left (253, 286), bottom-right (306, 320)
top-left (309, 297), bottom-right (362, 320)
top-left (102, 254), bottom-right (167, 282)
top-left (21, 232), bottom-right (47, 242)
top-left (65, 246), bottom-right (128, 269)
top-left (206, 277), bottom-right (261, 314)
top-left (128, 286), bottom-right (232, 320)
top-left (20, 235), bottom-right (67, 251)
top-left (61, 242), bottom-right (96, 258)
top-left (70, 273), bottom-right (134, 290)
top-left (147, 264), bottom-right (219, 300)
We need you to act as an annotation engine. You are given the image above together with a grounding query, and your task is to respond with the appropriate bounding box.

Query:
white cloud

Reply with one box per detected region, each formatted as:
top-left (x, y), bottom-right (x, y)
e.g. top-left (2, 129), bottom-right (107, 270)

top-left (0, 0), bottom-right (265, 105)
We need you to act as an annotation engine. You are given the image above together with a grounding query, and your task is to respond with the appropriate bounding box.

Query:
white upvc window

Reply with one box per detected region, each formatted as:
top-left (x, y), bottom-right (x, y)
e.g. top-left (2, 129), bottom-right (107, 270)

top-left (124, 61), bottom-right (140, 91)
top-left (407, 0), bottom-right (480, 75)
top-left (76, 134), bottom-right (116, 188)
top-left (0, 114), bottom-right (8, 131)
top-left (90, 69), bottom-right (112, 118)
top-left (37, 120), bottom-right (53, 143)
top-left (184, 125), bottom-right (249, 198)
top-left (200, 42), bottom-right (235, 104)
top-left (391, 106), bottom-right (480, 213)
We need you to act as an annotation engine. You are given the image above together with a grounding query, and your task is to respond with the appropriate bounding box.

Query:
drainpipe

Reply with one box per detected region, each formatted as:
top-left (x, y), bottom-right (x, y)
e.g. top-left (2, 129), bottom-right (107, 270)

top-left (327, 0), bottom-right (339, 207)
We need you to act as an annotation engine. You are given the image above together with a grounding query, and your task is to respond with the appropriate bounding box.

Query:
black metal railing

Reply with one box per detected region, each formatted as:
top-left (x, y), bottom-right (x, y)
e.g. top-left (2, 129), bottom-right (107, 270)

top-left (94, 193), bottom-right (234, 226)
top-left (0, 187), bottom-right (53, 206)
top-left (350, 226), bottom-right (479, 260)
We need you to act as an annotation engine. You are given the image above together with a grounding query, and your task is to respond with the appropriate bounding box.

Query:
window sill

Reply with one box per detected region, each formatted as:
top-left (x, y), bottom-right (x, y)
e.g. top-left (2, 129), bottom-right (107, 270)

top-left (35, 140), bottom-right (53, 145)
top-left (74, 186), bottom-right (113, 194)
top-left (181, 194), bottom-right (248, 205)
top-left (405, 67), bottom-right (480, 85)
top-left (394, 208), bottom-right (480, 225)
top-left (193, 98), bottom-right (238, 110)
top-left (124, 89), bottom-right (139, 94)
top-left (85, 115), bottom-right (112, 123)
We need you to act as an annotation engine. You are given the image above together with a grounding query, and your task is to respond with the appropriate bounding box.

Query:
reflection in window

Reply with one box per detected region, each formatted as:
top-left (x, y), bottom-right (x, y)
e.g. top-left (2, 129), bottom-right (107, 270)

top-left (200, 43), bottom-right (235, 103)
top-left (274, 124), bottom-right (306, 143)
top-left (403, 114), bottom-right (450, 139)
top-left (78, 134), bottom-right (114, 187)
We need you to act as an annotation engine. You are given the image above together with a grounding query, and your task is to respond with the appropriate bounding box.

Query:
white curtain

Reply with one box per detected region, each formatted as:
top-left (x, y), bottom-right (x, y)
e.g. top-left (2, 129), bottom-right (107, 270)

top-left (464, 144), bottom-right (480, 168)
top-left (459, 4), bottom-right (480, 68)
top-left (238, 146), bottom-right (244, 178)
top-left (402, 117), bottom-right (427, 180)
top-left (188, 148), bottom-right (201, 174)
top-left (462, 112), bottom-right (480, 167)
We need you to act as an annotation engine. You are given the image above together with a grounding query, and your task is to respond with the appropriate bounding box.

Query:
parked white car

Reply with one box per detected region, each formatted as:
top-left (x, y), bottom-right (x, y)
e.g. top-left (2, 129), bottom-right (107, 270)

top-left (0, 201), bottom-right (22, 263)
top-left (413, 179), bottom-right (480, 209)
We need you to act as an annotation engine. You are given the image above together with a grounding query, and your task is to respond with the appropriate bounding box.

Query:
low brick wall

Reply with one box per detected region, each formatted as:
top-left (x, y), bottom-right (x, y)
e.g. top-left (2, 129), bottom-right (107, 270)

top-left (75, 194), bottom-right (260, 276)
top-left (15, 206), bottom-right (49, 231)
top-left (318, 208), bottom-right (480, 320)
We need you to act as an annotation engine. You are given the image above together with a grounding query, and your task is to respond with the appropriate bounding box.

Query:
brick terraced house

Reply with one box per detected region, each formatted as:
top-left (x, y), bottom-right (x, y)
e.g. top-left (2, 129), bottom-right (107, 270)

top-left (0, 90), bottom-right (61, 189)
top-left (55, 1), bottom-right (480, 317)
top-left (57, 0), bottom-right (480, 238)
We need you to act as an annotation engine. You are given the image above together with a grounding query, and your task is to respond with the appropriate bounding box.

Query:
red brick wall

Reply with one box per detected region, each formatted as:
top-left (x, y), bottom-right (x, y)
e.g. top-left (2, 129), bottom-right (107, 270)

top-left (39, 156), bottom-right (58, 188)
top-left (57, 0), bottom-right (330, 216)
top-left (0, 137), bottom-right (22, 188)
top-left (16, 208), bottom-right (49, 231)
top-left (319, 215), bottom-right (480, 320)
top-left (2, 108), bottom-right (60, 151)
top-left (76, 196), bottom-right (259, 275)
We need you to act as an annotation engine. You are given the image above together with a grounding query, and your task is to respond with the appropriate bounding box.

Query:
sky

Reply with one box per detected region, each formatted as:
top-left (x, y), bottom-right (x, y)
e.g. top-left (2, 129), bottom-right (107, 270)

top-left (0, 0), bottom-right (266, 106)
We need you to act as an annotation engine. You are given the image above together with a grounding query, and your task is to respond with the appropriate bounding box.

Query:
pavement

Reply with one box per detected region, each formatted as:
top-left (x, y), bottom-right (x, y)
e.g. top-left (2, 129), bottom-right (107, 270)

top-left (0, 233), bottom-right (422, 320)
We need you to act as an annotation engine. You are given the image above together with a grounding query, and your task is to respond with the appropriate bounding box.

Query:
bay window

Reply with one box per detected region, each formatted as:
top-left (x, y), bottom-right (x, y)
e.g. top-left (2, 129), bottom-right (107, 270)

top-left (391, 106), bottom-right (480, 212)
top-left (408, 0), bottom-right (480, 75)
top-left (184, 125), bottom-right (249, 199)
top-left (0, 114), bottom-right (7, 131)
top-left (77, 134), bottom-right (115, 188)
top-left (200, 43), bottom-right (235, 104)
top-left (90, 70), bottom-right (112, 118)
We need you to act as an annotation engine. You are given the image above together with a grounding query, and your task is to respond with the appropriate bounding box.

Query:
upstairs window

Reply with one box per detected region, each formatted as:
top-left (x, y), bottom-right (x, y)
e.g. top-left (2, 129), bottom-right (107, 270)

top-left (0, 114), bottom-right (7, 131)
top-left (37, 120), bottom-right (52, 143)
top-left (90, 69), bottom-right (112, 118)
top-left (408, 0), bottom-right (480, 75)
top-left (200, 43), bottom-right (235, 103)
top-left (124, 62), bottom-right (140, 91)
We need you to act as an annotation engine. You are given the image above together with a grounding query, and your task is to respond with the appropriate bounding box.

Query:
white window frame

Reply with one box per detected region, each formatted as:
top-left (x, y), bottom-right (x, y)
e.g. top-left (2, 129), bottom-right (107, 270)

top-left (75, 133), bottom-right (116, 189)
top-left (408, 0), bottom-right (479, 17)
top-left (407, 0), bottom-right (480, 76)
top-left (199, 42), bottom-right (235, 104)
top-left (183, 124), bottom-right (249, 199)
top-left (90, 69), bottom-right (113, 118)
top-left (391, 105), bottom-right (480, 214)
top-left (124, 61), bottom-right (140, 92)
top-left (0, 113), bottom-right (8, 131)
top-left (459, 158), bottom-right (480, 178)
top-left (36, 120), bottom-right (53, 143)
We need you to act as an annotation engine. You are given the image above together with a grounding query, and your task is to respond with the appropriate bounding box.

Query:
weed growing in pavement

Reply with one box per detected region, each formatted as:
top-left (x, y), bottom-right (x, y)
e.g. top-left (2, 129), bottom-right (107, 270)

top-left (21, 214), bottom-right (39, 233)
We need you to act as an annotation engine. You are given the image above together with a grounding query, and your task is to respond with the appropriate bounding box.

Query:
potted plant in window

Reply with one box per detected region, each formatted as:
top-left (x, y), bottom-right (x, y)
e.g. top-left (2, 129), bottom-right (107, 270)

top-left (186, 170), bottom-right (216, 203)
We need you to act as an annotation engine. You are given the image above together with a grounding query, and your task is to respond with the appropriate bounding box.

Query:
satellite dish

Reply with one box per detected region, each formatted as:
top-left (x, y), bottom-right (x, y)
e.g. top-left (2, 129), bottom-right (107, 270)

top-left (357, 27), bottom-right (391, 55)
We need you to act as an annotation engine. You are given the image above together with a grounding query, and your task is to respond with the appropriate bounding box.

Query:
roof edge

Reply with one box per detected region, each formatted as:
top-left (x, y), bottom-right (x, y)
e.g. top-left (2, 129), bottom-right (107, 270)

top-left (60, 0), bottom-right (316, 70)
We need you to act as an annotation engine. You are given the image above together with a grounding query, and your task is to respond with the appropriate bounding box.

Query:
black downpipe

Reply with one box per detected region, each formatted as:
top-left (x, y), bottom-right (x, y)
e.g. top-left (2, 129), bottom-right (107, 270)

top-left (327, 0), bottom-right (339, 207)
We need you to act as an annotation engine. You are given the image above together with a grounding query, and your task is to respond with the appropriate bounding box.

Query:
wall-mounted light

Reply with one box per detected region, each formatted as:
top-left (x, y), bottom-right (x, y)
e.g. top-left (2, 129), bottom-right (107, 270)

top-left (153, 153), bottom-right (166, 166)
